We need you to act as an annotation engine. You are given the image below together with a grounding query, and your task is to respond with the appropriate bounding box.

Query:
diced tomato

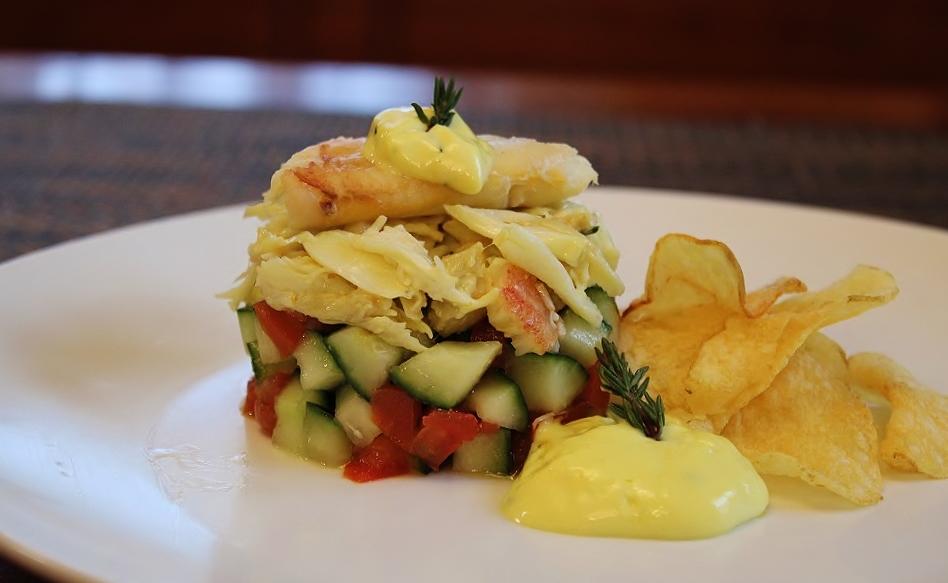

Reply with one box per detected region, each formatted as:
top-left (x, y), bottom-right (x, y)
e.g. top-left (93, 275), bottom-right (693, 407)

top-left (343, 435), bottom-right (413, 483)
top-left (559, 364), bottom-right (611, 423)
top-left (371, 384), bottom-right (423, 450)
top-left (558, 401), bottom-right (605, 424)
top-left (253, 301), bottom-right (307, 358)
top-left (580, 363), bottom-right (611, 412)
top-left (242, 378), bottom-right (257, 417)
top-left (411, 410), bottom-right (481, 469)
top-left (255, 372), bottom-right (291, 401)
top-left (252, 372), bottom-right (292, 436)
top-left (283, 310), bottom-right (309, 325)
top-left (480, 421), bottom-right (500, 434)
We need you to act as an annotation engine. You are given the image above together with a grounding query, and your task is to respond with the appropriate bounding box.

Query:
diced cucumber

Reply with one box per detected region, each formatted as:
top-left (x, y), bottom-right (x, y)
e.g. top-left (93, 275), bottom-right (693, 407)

top-left (334, 385), bottom-right (382, 448)
top-left (452, 429), bottom-right (512, 476)
top-left (464, 371), bottom-right (529, 431)
top-left (294, 332), bottom-right (346, 392)
top-left (390, 341), bottom-right (502, 408)
top-left (247, 342), bottom-right (266, 378)
top-left (304, 389), bottom-right (334, 412)
top-left (506, 353), bottom-right (588, 414)
top-left (558, 308), bottom-right (610, 367)
top-left (237, 306), bottom-right (258, 346)
top-left (303, 403), bottom-right (353, 467)
top-left (253, 316), bottom-right (284, 364)
top-left (272, 377), bottom-right (307, 456)
top-left (247, 341), bottom-right (297, 380)
top-left (326, 327), bottom-right (406, 399)
top-left (587, 286), bottom-right (620, 335)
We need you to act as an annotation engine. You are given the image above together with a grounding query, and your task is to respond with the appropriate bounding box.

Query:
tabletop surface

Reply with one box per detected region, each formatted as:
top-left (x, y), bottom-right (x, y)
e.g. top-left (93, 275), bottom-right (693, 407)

top-left (2, 54), bottom-right (947, 583)
top-left (2, 101), bottom-right (947, 267)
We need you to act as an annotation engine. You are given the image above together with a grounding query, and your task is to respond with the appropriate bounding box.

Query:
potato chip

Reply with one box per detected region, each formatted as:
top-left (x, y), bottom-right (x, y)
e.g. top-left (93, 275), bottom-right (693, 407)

top-left (620, 233), bottom-right (898, 431)
top-left (641, 233), bottom-right (747, 317)
top-left (689, 312), bottom-right (799, 430)
top-left (621, 235), bottom-right (806, 426)
top-left (744, 277), bottom-right (807, 318)
top-left (768, 265), bottom-right (899, 327)
top-left (622, 304), bottom-right (733, 423)
top-left (848, 353), bottom-right (948, 478)
top-left (723, 333), bottom-right (883, 506)
top-left (639, 234), bottom-right (805, 318)
top-left (689, 265), bottom-right (898, 429)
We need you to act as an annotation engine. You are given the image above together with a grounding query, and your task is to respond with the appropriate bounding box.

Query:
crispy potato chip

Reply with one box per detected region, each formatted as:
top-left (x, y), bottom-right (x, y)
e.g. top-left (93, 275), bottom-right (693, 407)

top-left (621, 235), bottom-right (807, 427)
top-left (768, 265), bottom-right (899, 327)
top-left (848, 353), bottom-right (948, 478)
top-left (622, 304), bottom-right (733, 422)
top-left (621, 233), bottom-right (898, 431)
top-left (621, 233), bottom-right (912, 506)
top-left (640, 234), bottom-right (806, 318)
top-left (668, 409), bottom-right (715, 433)
top-left (641, 233), bottom-right (747, 317)
top-left (744, 277), bottom-right (807, 318)
top-left (689, 265), bottom-right (898, 429)
top-left (690, 312), bottom-right (798, 430)
top-left (723, 333), bottom-right (883, 506)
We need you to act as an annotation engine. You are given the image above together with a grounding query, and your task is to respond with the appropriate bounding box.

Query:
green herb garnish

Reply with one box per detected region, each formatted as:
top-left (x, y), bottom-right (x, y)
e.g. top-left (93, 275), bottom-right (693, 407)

top-left (412, 77), bottom-right (463, 131)
top-left (595, 339), bottom-right (665, 440)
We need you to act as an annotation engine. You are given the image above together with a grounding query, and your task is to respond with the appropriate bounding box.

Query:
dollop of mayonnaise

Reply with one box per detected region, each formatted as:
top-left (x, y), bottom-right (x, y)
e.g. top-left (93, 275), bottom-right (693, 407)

top-left (363, 107), bottom-right (494, 194)
top-left (502, 416), bottom-right (768, 539)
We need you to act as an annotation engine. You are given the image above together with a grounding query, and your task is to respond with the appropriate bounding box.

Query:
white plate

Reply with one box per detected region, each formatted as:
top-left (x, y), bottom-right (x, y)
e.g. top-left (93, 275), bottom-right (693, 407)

top-left (1, 187), bottom-right (947, 583)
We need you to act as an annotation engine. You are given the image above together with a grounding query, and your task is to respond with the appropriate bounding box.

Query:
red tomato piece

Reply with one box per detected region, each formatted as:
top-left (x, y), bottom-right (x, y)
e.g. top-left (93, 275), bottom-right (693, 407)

top-left (558, 401), bottom-right (604, 424)
top-left (283, 310), bottom-right (309, 325)
top-left (580, 363), bottom-right (611, 413)
top-left (371, 384), bottom-right (423, 450)
top-left (558, 364), bottom-right (611, 424)
top-left (411, 410), bottom-right (481, 469)
top-left (480, 421), bottom-right (500, 434)
top-left (242, 378), bottom-right (257, 417)
top-left (252, 372), bottom-right (291, 436)
top-left (253, 301), bottom-right (308, 358)
top-left (343, 435), bottom-right (413, 483)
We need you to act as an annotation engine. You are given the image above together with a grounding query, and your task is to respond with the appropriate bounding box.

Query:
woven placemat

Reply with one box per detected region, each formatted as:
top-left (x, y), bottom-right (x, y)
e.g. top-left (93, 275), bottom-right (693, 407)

top-left (1, 102), bottom-right (947, 262)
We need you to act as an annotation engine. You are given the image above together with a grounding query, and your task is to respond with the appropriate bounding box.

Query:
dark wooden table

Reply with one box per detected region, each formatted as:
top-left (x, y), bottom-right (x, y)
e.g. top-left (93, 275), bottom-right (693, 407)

top-left (1, 53), bottom-right (946, 582)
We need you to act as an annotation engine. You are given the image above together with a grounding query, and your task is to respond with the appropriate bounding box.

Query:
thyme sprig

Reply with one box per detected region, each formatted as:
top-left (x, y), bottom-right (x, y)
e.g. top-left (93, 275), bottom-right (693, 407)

top-left (412, 77), bottom-right (463, 130)
top-left (595, 339), bottom-right (665, 440)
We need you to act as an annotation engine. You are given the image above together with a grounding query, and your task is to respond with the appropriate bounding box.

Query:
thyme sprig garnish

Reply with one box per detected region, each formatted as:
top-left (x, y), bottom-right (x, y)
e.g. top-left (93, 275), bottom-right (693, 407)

top-left (595, 339), bottom-right (665, 440)
top-left (412, 77), bottom-right (463, 130)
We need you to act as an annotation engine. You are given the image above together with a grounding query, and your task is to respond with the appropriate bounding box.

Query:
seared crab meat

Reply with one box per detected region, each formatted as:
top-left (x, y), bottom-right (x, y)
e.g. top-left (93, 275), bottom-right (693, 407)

top-left (485, 260), bottom-right (561, 355)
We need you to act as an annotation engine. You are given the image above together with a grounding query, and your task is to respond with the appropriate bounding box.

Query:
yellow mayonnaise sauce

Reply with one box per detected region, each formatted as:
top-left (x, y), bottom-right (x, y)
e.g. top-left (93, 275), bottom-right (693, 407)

top-left (363, 107), bottom-right (494, 194)
top-left (502, 416), bottom-right (768, 539)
